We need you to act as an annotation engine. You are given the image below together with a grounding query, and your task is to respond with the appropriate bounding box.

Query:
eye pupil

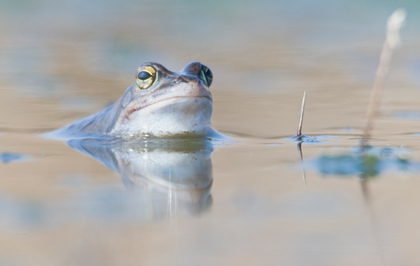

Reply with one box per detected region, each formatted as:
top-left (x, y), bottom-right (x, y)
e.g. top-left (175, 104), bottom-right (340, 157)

top-left (138, 71), bottom-right (152, 80)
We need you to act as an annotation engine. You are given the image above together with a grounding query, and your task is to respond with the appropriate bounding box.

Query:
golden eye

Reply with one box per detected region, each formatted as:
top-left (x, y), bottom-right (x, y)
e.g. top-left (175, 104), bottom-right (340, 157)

top-left (136, 66), bottom-right (157, 90)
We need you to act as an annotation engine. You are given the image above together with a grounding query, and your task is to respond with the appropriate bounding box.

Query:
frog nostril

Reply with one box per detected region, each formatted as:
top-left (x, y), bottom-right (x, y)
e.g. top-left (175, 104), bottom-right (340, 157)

top-left (173, 76), bottom-right (182, 84)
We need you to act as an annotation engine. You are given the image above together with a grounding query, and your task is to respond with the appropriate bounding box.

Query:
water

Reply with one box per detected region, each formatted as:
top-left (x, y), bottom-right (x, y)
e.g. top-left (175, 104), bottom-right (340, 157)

top-left (1, 0), bottom-right (420, 265)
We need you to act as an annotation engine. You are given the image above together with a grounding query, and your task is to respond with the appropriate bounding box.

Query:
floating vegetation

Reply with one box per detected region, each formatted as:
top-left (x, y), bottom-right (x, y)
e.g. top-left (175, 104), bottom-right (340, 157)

top-left (394, 111), bottom-right (420, 120)
top-left (0, 152), bottom-right (32, 163)
top-left (312, 146), bottom-right (417, 179)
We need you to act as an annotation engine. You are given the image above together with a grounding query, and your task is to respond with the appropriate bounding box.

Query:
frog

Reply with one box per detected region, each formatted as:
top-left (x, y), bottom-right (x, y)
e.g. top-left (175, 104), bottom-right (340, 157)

top-left (48, 62), bottom-right (218, 139)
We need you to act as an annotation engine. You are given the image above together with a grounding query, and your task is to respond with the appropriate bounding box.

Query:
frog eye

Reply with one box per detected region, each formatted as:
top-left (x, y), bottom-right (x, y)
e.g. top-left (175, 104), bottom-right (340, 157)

top-left (200, 65), bottom-right (213, 87)
top-left (136, 66), bottom-right (157, 90)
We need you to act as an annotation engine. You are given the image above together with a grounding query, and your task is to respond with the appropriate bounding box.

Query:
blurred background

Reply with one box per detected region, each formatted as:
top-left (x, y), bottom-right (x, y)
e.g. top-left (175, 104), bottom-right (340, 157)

top-left (1, 0), bottom-right (420, 265)
top-left (1, 0), bottom-right (419, 136)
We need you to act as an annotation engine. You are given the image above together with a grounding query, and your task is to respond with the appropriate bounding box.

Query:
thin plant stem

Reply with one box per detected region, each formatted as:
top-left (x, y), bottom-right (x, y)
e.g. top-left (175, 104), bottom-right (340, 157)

top-left (361, 9), bottom-right (406, 147)
top-left (296, 91), bottom-right (306, 138)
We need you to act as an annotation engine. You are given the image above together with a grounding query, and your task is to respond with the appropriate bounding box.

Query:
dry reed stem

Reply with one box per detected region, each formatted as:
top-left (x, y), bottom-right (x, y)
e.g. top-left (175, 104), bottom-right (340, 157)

top-left (361, 9), bottom-right (406, 146)
top-left (296, 91), bottom-right (306, 138)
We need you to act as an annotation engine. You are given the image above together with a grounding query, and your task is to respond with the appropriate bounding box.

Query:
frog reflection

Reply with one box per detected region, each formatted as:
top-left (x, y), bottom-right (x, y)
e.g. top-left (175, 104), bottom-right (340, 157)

top-left (68, 138), bottom-right (214, 218)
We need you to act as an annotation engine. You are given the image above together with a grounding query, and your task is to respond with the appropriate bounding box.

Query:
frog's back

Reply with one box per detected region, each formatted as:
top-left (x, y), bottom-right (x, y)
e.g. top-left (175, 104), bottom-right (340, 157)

top-left (46, 101), bottom-right (122, 140)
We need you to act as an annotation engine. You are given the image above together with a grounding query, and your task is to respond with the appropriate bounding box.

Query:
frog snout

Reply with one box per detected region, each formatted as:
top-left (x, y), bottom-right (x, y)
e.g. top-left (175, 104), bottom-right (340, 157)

top-left (172, 75), bottom-right (198, 84)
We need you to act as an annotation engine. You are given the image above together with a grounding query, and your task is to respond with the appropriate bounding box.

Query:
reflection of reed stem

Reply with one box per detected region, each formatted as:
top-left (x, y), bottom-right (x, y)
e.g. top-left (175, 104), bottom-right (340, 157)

top-left (361, 9), bottom-right (406, 147)
top-left (360, 178), bottom-right (370, 204)
top-left (297, 142), bottom-right (306, 185)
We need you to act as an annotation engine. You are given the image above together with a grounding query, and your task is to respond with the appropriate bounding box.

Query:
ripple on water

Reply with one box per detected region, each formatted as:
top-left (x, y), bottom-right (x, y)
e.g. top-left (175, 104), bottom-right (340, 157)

top-left (288, 134), bottom-right (337, 144)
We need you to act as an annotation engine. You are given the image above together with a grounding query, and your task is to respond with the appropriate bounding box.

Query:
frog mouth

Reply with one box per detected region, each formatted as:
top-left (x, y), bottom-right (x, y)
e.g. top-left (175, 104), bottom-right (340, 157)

top-left (124, 95), bottom-right (212, 120)
top-left (115, 94), bottom-right (213, 137)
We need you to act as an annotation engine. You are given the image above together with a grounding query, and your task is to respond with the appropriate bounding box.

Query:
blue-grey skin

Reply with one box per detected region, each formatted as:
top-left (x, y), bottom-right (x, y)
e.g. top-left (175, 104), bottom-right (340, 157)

top-left (48, 62), bottom-right (217, 140)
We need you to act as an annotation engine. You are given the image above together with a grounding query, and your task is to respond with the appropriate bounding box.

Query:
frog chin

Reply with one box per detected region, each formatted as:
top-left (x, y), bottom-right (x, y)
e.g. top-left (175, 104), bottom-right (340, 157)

top-left (113, 96), bottom-right (213, 137)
